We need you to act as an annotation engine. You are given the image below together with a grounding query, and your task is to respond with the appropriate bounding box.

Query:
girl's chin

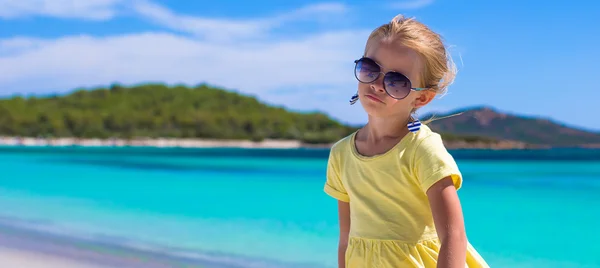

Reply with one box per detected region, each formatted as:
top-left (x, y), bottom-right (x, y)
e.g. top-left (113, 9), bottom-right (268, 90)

top-left (361, 105), bottom-right (389, 117)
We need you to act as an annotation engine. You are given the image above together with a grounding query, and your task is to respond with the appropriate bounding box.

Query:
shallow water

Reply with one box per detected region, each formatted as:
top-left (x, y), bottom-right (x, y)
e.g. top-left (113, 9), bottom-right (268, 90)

top-left (1, 146), bottom-right (599, 267)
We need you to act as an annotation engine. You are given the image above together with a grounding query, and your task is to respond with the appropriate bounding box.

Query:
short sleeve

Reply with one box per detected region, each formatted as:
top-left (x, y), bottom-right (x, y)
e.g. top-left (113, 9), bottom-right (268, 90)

top-left (323, 148), bottom-right (349, 202)
top-left (413, 133), bottom-right (462, 192)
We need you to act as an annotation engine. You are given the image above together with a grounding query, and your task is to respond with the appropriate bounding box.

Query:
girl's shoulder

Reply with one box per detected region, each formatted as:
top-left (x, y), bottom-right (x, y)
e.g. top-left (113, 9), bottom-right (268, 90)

top-left (408, 124), bottom-right (463, 191)
top-left (408, 124), bottom-right (449, 155)
top-left (328, 131), bottom-right (357, 157)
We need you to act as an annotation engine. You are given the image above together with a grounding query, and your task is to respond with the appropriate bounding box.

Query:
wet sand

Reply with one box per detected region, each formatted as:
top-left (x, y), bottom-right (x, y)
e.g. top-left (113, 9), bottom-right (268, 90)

top-left (0, 219), bottom-right (246, 268)
top-left (0, 247), bottom-right (112, 268)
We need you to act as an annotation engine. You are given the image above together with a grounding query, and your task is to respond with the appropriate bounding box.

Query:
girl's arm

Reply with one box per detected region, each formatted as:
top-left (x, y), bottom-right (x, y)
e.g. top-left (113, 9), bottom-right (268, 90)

top-left (426, 176), bottom-right (468, 268)
top-left (337, 200), bottom-right (351, 268)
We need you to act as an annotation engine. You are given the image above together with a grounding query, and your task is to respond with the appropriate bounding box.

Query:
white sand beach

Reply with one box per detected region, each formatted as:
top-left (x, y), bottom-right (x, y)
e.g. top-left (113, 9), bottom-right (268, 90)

top-left (0, 221), bottom-right (210, 268)
top-left (0, 247), bottom-right (112, 268)
top-left (0, 135), bottom-right (543, 150)
top-left (0, 136), bottom-right (327, 149)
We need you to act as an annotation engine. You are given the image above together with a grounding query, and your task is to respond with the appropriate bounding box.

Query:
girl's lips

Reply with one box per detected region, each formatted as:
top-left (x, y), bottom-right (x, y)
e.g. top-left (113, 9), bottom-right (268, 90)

top-left (366, 94), bottom-right (383, 103)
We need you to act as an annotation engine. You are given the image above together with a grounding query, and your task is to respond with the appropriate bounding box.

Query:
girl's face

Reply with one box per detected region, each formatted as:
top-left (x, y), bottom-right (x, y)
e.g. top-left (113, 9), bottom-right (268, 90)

top-left (356, 39), bottom-right (434, 119)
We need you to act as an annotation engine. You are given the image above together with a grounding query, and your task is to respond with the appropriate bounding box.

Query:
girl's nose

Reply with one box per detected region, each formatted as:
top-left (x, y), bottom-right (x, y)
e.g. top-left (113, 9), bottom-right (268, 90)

top-left (370, 75), bottom-right (386, 93)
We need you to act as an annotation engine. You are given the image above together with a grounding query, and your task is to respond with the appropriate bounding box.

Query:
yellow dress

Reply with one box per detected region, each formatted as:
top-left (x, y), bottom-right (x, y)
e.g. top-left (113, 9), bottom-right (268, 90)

top-left (324, 125), bottom-right (489, 268)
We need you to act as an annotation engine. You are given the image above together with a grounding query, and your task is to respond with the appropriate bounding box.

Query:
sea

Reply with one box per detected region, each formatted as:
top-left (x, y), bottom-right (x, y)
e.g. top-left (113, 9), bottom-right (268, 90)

top-left (0, 145), bottom-right (599, 268)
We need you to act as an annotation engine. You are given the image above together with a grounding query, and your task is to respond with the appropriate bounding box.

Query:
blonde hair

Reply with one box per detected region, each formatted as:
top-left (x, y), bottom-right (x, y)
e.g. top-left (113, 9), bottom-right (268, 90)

top-left (365, 14), bottom-right (461, 121)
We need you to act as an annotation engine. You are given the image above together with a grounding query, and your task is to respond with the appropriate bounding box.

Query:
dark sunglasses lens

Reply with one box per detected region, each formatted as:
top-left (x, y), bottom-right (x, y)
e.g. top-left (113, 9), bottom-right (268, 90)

top-left (384, 72), bottom-right (412, 99)
top-left (355, 58), bottom-right (379, 83)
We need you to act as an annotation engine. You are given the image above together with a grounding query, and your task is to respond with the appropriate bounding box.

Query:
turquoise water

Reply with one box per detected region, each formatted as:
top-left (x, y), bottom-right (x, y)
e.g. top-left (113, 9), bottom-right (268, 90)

top-left (1, 146), bottom-right (599, 267)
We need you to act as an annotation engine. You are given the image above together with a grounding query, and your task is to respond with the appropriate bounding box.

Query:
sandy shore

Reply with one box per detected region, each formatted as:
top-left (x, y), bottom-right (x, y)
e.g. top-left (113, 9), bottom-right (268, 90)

top-left (0, 225), bottom-right (203, 268)
top-left (0, 136), bottom-right (329, 149)
top-left (0, 218), bottom-right (262, 268)
top-left (0, 136), bottom-right (555, 150)
top-left (0, 216), bottom-right (312, 268)
top-left (0, 247), bottom-right (112, 268)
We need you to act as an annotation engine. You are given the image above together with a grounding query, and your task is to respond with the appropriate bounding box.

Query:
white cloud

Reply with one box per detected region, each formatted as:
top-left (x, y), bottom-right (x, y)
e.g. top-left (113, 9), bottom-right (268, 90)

top-left (129, 0), bottom-right (349, 42)
top-left (0, 0), bottom-right (123, 20)
top-left (129, 0), bottom-right (264, 41)
top-left (0, 30), bottom-right (368, 90)
top-left (390, 0), bottom-right (434, 10)
top-left (267, 2), bottom-right (349, 23)
top-left (0, 0), bottom-right (349, 41)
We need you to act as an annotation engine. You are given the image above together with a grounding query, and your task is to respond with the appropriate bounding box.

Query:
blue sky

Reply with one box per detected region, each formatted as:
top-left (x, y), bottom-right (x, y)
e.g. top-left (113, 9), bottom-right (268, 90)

top-left (0, 0), bottom-right (598, 131)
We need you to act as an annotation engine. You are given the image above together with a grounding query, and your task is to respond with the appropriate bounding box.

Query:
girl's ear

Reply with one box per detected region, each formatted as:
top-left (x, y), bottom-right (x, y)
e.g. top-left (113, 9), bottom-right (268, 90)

top-left (413, 90), bottom-right (436, 109)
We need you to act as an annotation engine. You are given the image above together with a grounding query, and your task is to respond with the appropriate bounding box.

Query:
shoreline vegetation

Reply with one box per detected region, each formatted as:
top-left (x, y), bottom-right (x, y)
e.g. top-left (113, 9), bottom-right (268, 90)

top-left (1, 83), bottom-right (599, 150)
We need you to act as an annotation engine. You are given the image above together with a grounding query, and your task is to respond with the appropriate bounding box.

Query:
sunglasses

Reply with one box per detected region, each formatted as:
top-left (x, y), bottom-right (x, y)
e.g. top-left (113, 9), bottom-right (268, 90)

top-left (354, 57), bottom-right (427, 100)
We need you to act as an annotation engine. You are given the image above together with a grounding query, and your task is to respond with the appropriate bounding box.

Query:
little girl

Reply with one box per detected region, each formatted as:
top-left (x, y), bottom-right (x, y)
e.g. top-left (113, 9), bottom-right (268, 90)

top-left (324, 15), bottom-right (490, 268)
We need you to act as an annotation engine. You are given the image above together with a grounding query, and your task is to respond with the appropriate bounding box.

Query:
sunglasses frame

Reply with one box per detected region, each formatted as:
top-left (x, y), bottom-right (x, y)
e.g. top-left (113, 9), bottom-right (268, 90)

top-left (353, 57), bottom-right (428, 100)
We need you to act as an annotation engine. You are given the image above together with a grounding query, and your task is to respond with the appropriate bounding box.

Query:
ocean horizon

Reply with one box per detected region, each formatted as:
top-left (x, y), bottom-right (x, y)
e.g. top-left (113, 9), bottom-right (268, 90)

top-left (1, 145), bottom-right (599, 268)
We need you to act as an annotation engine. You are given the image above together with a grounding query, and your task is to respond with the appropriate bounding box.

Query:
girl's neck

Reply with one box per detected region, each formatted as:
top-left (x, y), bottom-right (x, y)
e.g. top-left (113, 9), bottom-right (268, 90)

top-left (363, 115), bottom-right (411, 142)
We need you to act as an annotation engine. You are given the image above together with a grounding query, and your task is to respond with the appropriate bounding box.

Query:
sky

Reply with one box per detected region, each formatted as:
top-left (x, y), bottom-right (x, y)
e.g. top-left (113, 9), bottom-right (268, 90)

top-left (0, 0), bottom-right (598, 131)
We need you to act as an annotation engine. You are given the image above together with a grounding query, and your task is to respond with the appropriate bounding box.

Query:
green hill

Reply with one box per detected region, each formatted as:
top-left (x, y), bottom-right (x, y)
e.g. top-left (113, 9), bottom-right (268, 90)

top-left (0, 83), bottom-right (357, 144)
